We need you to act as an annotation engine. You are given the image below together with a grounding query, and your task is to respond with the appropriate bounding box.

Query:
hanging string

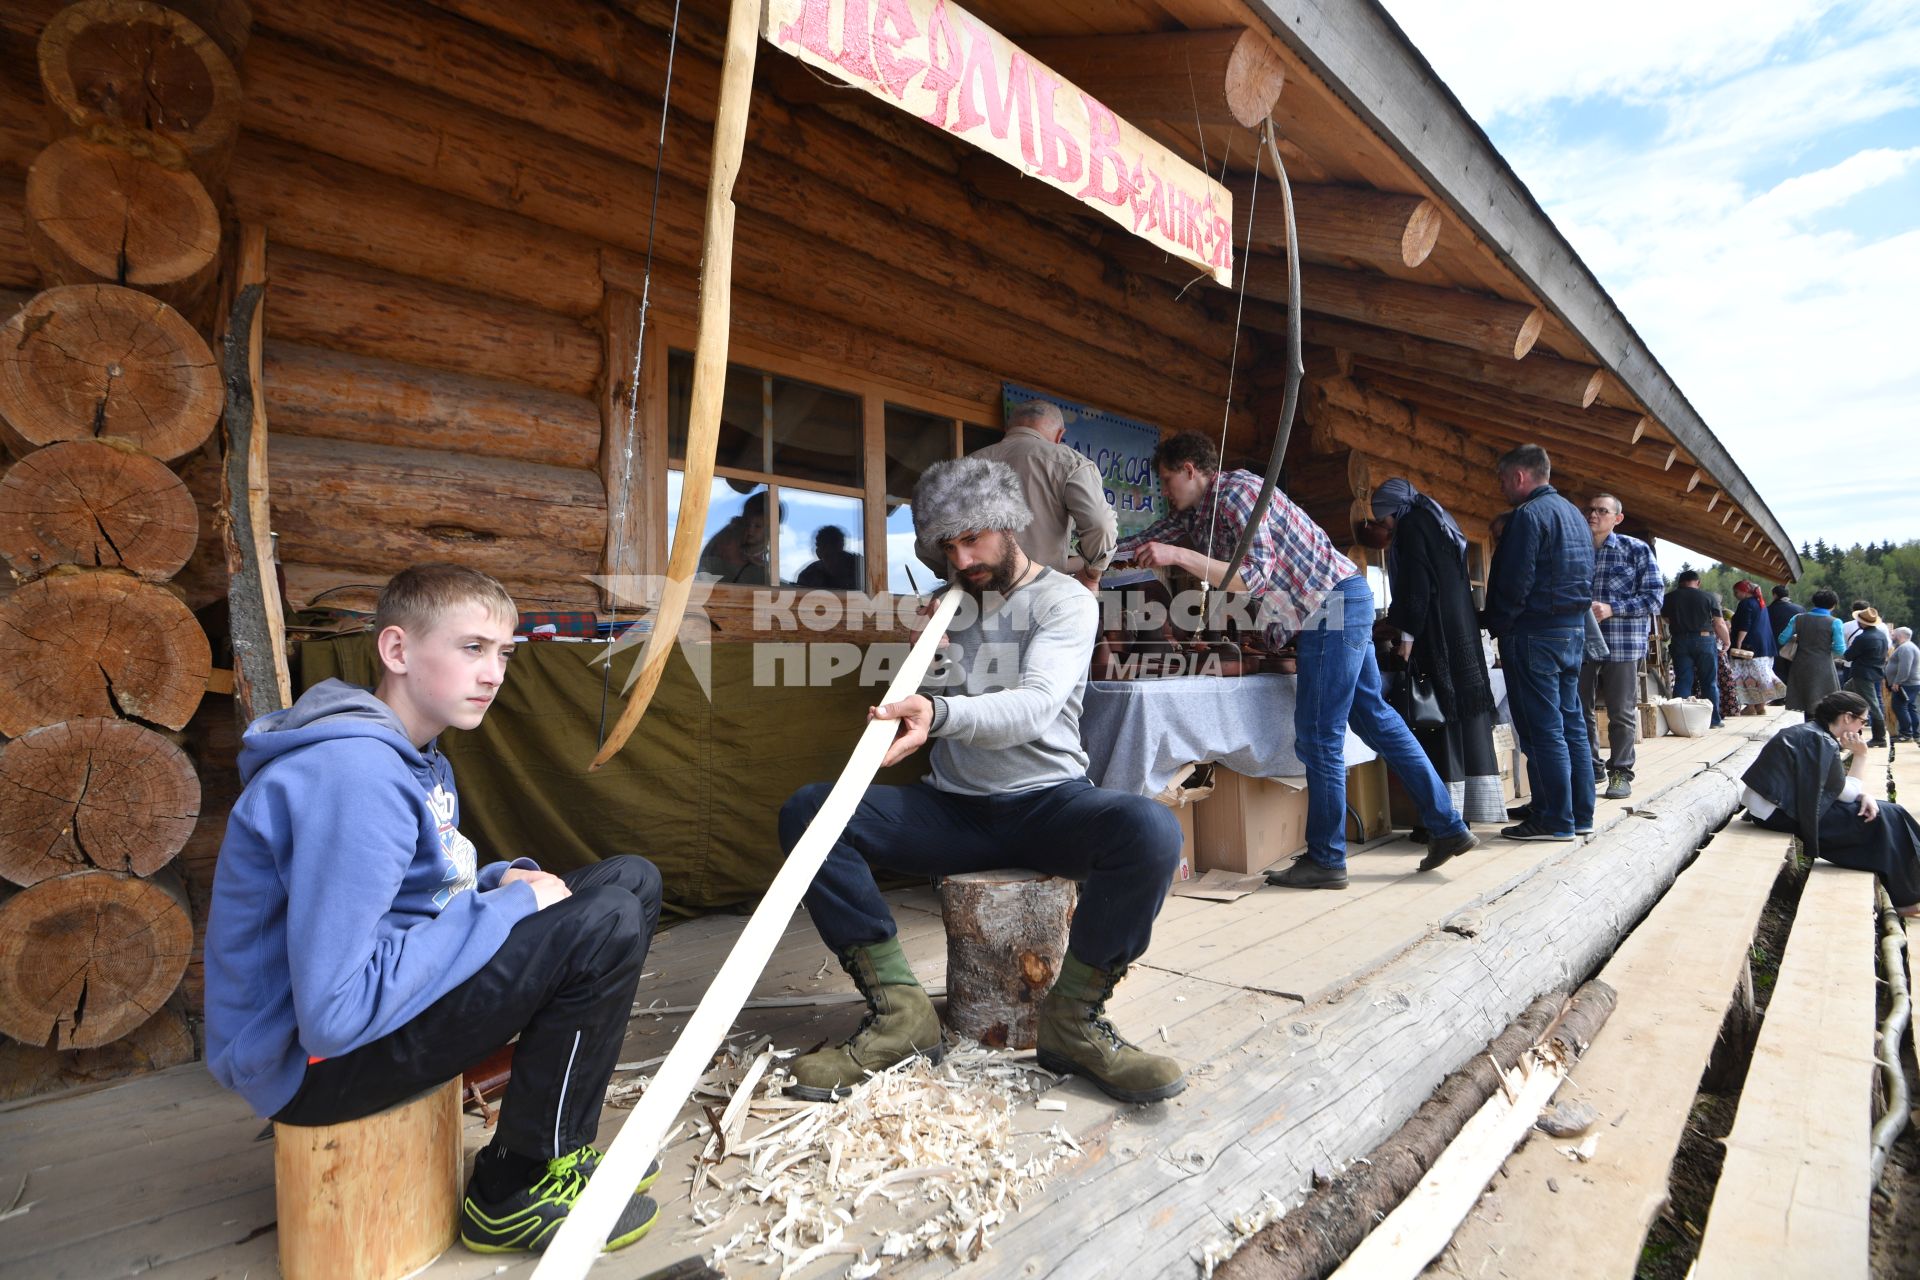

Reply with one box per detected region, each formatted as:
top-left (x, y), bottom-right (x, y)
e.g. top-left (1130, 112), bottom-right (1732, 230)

top-left (1200, 133), bottom-right (1262, 616)
top-left (599, 0), bottom-right (686, 748)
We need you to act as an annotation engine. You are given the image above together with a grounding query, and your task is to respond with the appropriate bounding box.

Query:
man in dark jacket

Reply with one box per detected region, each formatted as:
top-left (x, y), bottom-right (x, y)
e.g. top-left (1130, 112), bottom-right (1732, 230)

top-left (1662, 570), bottom-right (1724, 726)
top-left (1845, 613), bottom-right (1891, 746)
top-left (1483, 444), bottom-right (1595, 841)
top-left (1767, 585), bottom-right (1805, 688)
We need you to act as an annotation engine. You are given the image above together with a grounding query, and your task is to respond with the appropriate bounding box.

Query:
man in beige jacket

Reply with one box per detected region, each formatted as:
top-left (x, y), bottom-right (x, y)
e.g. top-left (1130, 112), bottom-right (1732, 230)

top-left (956, 400), bottom-right (1116, 590)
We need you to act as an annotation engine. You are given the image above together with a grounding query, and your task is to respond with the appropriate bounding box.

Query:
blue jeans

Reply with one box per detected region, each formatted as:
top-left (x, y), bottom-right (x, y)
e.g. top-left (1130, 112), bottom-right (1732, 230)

top-left (1499, 627), bottom-right (1594, 835)
top-left (1294, 576), bottom-right (1468, 870)
top-left (1896, 684), bottom-right (1920, 739)
top-left (1670, 633), bottom-right (1722, 726)
top-left (783, 777), bottom-right (1181, 973)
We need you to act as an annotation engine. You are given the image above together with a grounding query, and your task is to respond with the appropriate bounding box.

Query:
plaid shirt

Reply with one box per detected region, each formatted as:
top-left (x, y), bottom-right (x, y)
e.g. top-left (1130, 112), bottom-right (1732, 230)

top-left (1114, 469), bottom-right (1358, 644)
top-left (1590, 532), bottom-right (1663, 662)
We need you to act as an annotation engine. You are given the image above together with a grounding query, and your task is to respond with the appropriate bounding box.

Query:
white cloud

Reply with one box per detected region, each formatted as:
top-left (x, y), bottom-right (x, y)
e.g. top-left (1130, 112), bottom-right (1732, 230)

top-left (1382, 0), bottom-right (1920, 574)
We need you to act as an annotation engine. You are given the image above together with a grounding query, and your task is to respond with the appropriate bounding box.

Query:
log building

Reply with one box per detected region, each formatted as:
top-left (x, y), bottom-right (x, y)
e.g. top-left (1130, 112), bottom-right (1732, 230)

top-left (0, 0), bottom-right (1794, 1104)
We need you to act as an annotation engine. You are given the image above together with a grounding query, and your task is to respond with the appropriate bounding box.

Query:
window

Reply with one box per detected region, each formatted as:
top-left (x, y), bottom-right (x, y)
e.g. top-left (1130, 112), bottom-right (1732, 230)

top-left (661, 345), bottom-right (1000, 595)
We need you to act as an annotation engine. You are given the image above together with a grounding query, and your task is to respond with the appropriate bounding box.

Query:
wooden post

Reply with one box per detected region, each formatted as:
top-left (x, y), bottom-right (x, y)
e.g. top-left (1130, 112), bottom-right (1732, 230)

top-left (1245, 260), bottom-right (1545, 360)
top-left (220, 226), bottom-right (291, 721)
top-left (939, 870), bottom-right (1077, 1050)
top-left (597, 286), bottom-right (652, 608)
top-left (274, 1078), bottom-right (463, 1280)
top-left (591, 0), bottom-right (761, 770)
top-left (1234, 181), bottom-right (1441, 270)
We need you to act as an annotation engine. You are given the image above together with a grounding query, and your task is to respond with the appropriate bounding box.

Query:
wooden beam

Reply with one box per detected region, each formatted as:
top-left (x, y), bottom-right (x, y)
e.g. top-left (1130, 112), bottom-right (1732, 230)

top-left (1230, 179), bottom-right (1440, 269)
top-left (220, 226), bottom-right (292, 722)
top-left (1304, 316), bottom-right (1602, 408)
top-left (1239, 258), bottom-right (1543, 359)
top-left (1348, 360), bottom-right (1641, 440)
top-left (597, 287), bottom-right (652, 609)
top-left (1705, 489), bottom-right (1721, 512)
top-left (1000, 28), bottom-right (1286, 130)
top-left (1687, 469), bottom-right (1703, 492)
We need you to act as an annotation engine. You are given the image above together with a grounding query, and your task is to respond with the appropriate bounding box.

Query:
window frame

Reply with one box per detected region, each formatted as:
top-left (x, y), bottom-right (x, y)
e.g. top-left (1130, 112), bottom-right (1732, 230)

top-left (646, 315), bottom-right (998, 597)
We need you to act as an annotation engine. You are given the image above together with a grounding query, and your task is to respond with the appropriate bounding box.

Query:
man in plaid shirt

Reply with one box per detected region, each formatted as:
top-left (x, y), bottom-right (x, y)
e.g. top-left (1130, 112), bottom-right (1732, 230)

top-left (1582, 493), bottom-right (1664, 799)
top-left (1114, 432), bottom-right (1477, 884)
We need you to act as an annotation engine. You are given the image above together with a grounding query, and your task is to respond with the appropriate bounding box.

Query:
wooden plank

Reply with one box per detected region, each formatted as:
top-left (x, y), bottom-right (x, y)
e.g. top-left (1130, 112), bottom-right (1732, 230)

top-left (1433, 820), bottom-right (1790, 1279)
top-left (895, 738), bottom-right (1769, 1280)
top-left (1693, 865), bottom-right (1878, 1279)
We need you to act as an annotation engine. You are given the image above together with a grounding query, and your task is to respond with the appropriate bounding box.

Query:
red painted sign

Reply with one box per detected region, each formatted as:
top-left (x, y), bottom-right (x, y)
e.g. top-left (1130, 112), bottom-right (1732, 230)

top-left (765, 0), bottom-right (1235, 284)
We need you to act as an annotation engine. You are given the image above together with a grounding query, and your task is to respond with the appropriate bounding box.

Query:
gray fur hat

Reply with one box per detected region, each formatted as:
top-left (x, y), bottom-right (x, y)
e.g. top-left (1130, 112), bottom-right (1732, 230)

top-left (912, 457), bottom-right (1033, 557)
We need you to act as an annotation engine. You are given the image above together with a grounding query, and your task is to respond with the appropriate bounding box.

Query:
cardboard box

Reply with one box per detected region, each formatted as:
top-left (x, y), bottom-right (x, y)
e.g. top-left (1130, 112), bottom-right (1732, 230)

top-left (1346, 758), bottom-right (1393, 842)
top-left (1193, 768), bottom-right (1308, 875)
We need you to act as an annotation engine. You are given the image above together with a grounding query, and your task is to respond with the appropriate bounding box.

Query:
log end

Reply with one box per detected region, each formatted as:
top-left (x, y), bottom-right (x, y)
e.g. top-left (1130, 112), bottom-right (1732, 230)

top-left (1511, 307), bottom-right (1545, 360)
top-left (1224, 28), bottom-right (1287, 130)
top-left (1399, 199), bottom-right (1442, 269)
top-left (1578, 368), bottom-right (1605, 409)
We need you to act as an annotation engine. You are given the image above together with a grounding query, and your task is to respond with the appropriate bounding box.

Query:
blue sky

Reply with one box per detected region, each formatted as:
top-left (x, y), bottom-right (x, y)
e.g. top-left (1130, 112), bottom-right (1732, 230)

top-left (1381, 0), bottom-right (1920, 577)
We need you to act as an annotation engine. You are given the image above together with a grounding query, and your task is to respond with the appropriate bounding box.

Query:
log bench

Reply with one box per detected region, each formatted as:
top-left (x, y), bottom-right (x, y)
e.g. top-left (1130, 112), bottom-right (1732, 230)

top-left (1693, 863), bottom-right (1879, 1278)
top-left (273, 1077), bottom-right (463, 1280)
top-left (1432, 819), bottom-right (1791, 1277)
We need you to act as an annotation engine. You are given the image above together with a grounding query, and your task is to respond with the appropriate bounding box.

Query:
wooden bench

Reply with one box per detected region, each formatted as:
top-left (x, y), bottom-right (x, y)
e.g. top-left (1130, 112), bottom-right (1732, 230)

top-left (1434, 819), bottom-right (1790, 1278)
top-left (274, 1077), bottom-right (463, 1280)
top-left (1693, 863), bottom-right (1879, 1278)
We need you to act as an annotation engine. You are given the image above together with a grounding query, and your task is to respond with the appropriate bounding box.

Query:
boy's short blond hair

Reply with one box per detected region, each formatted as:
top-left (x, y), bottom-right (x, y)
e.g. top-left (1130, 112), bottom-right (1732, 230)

top-left (372, 563), bottom-right (517, 637)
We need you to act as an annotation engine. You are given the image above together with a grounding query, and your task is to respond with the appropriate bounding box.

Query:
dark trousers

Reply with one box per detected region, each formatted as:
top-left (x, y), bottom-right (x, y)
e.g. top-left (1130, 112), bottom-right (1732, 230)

top-left (1847, 674), bottom-right (1886, 740)
top-left (783, 778), bottom-right (1181, 974)
top-left (1670, 633), bottom-right (1723, 726)
top-left (273, 856), bottom-right (661, 1161)
top-left (1580, 658), bottom-right (1640, 776)
top-left (1500, 627), bottom-right (1593, 834)
top-left (1895, 684), bottom-right (1920, 739)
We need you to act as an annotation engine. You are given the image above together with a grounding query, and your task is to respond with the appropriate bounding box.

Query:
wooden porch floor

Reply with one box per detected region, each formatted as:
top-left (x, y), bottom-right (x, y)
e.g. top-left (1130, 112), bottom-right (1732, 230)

top-left (0, 714), bottom-right (1787, 1280)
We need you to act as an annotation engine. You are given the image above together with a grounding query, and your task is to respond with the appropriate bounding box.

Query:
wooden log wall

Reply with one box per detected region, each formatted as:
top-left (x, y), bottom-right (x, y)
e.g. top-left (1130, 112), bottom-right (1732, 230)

top-left (0, 0), bottom-right (230, 1098)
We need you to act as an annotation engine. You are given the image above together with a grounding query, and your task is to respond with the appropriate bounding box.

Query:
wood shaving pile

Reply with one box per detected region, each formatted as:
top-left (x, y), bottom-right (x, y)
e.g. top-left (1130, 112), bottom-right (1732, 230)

top-left (684, 1042), bottom-right (1078, 1278)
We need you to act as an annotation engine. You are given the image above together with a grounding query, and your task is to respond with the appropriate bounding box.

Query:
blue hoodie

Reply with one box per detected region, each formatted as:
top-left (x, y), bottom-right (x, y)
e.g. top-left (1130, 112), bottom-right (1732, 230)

top-left (204, 678), bottom-right (539, 1119)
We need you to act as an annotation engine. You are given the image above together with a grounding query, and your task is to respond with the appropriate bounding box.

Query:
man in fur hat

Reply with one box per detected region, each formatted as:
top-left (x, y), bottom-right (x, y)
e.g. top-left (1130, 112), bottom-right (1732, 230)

top-left (778, 457), bottom-right (1188, 1103)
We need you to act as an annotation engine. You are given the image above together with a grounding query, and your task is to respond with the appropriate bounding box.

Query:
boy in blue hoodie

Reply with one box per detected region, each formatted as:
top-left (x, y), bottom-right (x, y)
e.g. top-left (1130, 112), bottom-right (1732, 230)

top-left (205, 563), bottom-right (665, 1254)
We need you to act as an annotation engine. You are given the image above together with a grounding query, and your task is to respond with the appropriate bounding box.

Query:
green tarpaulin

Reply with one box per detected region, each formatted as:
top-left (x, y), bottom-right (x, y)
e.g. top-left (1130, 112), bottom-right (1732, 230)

top-left (300, 636), bottom-right (923, 910)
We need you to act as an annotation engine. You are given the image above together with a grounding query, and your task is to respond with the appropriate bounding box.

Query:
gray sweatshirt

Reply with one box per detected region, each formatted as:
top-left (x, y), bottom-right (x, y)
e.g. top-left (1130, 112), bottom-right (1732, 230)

top-left (923, 568), bottom-right (1097, 796)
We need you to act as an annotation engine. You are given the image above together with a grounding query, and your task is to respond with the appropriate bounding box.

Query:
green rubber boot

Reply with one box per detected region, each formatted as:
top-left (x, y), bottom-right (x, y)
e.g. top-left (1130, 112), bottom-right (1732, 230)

top-left (787, 938), bottom-right (944, 1101)
top-left (1035, 953), bottom-right (1186, 1104)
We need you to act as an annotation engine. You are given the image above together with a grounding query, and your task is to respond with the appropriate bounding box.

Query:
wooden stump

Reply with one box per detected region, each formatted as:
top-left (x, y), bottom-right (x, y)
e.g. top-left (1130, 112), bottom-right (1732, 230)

top-left (25, 136), bottom-right (220, 311)
top-left (938, 870), bottom-right (1077, 1050)
top-left (0, 718), bottom-right (200, 886)
top-left (0, 866), bottom-right (191, 1049)
top-left (0, 284), bottom-right (222, 461)
top-left (0, 438), bottom-right (198, 578)
top-left (37, 0), bottom-right (242, 187)
top-left (275, 1078), bottom-right (463, 1280)
top-left (0, 1000), bottom-right (195, 1101)
top-left (0, 569), bottom-right (210, 735)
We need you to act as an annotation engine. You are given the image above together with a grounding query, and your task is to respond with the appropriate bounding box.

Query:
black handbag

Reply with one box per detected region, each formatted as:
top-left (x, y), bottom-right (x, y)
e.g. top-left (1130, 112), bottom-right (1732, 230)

top-left (1395, 671), bottom-right (1447, 729)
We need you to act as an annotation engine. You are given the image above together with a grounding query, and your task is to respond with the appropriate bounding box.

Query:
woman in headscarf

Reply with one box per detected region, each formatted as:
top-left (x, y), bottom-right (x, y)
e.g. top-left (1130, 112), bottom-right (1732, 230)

top-left (1360, 479), bottom-right (1506, 836)
top-left (1741, 689), bottom-right (1920, 913)
top-left (1727, 579), bottom-right (1784, 714)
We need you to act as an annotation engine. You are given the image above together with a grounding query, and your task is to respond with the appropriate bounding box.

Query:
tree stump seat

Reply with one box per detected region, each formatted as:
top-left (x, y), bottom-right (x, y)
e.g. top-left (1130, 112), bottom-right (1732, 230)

top-left (938, 869), bottom-right (1077, 1050)
top-left (273, 1077), bottom-right (463, 1280)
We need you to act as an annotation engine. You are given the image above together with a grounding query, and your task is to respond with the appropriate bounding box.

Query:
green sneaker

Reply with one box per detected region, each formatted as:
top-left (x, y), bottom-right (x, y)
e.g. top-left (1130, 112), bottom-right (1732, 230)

top-left (1035, 953), bottom-right (1186, 1104)
top-left (575, 1145), bottom-right (661, 1193)
top-left (788, 938), bottom-right (944, 1101)
top-left (459, 1146), bottom-right (658, 1254)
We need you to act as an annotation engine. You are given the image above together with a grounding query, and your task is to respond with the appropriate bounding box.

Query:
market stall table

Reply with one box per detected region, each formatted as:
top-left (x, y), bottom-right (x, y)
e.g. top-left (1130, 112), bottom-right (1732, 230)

top-left (1081, 673), bottom-right (1378, 796)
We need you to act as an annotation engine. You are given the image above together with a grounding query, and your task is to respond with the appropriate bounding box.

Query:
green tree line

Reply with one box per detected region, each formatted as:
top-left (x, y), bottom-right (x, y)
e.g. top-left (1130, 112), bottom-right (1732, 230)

top-left (1686, 539), bottom-right (1920, 626)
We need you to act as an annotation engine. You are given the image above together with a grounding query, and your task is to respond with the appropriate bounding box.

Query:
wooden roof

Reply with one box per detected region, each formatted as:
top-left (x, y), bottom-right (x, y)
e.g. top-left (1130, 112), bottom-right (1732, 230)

top-left (937, 0), bottom-right (1796, 576)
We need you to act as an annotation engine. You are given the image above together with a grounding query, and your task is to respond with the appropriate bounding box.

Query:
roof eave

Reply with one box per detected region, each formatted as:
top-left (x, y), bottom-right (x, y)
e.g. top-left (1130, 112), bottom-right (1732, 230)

top-left (1242, 0), bottom-right (1802, 579)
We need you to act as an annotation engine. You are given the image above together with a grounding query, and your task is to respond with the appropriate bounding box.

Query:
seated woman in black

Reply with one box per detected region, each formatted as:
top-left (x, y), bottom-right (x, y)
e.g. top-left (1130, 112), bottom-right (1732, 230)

top-left (1741, 689), bottom-right (1920, 915)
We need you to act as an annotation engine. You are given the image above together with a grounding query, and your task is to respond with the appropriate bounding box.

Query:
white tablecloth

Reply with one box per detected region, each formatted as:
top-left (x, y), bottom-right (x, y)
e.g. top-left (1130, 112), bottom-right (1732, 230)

top-left (1081, 674), bottom-right (1379, 797)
